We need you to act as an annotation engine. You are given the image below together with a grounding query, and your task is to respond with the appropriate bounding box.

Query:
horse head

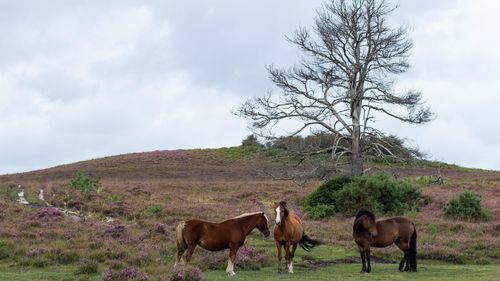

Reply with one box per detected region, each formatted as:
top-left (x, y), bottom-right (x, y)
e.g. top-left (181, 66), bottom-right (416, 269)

top-left (256, 212), bottom-right (270, 237)
top-left (355, 208), bottom-right (378, 238)
top-left (274, 201), bottom-right (289, 226)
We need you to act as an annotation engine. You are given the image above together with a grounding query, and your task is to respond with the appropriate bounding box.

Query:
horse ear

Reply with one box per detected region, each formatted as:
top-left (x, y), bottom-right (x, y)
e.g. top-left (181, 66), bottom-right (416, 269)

top-left (279, 201), bottom-right (287, 206)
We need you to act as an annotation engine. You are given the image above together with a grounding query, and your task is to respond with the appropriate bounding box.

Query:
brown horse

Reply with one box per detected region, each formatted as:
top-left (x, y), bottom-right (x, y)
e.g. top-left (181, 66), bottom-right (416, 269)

top-left (353, 208), bottom-right (417, 273)
top-left (175, 212), bottom-right (270, 275)
top-left (273, 201), bottom-right (321, 274)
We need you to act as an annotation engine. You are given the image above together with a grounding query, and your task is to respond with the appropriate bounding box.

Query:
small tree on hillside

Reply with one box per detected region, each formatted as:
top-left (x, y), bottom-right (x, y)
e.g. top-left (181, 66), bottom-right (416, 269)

top-left (236, 0), bottom-right (432, 175)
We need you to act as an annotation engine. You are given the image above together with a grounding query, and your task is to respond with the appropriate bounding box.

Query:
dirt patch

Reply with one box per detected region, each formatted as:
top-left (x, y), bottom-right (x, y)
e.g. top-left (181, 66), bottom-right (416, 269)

top-left (298, 255), bottom-right (391, 269)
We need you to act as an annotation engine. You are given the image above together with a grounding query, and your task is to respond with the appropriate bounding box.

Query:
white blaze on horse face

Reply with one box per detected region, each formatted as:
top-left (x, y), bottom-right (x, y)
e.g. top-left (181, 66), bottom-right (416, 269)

top-left (275, 206), bottom-right (281, 225)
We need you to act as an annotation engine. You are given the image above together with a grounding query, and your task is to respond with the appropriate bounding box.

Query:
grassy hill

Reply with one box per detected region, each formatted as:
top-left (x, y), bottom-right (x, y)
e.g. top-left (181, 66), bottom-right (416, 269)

top-left (0, 147), bottom-right (499, 280)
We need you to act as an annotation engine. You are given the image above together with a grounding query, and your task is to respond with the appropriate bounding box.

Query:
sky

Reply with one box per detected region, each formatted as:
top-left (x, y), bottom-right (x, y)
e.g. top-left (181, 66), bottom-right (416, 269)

top-left (0, 0), bottom-right (499, 174)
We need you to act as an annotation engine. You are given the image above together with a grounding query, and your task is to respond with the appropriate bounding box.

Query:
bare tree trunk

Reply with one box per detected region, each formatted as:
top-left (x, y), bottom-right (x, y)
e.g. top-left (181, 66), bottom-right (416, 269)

top-left (351, 102), bottom-right (364, 175)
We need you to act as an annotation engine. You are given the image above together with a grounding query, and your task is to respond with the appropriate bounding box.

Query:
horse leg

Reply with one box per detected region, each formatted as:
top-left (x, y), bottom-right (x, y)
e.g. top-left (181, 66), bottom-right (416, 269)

top-left (184, 244), bottom-right (196, 264)
top-left (226, 246), bottom-right (238, 276)
top-left (395, 239), bottom-right (410, 272)
top-left (366, 248), bottom-right (372, 273)
top-left (276, 242), bottom-right (282, 274)
top-left (359, 247), bottom-right (367, 272)
top-left (174, 247), bottom-right (185, 267)
top-left (289, 243), bottom-right (297, 273)
top-left (399, 252), bottom-right (409, 272)
top-left (284, 241), bottom-right (291, 273)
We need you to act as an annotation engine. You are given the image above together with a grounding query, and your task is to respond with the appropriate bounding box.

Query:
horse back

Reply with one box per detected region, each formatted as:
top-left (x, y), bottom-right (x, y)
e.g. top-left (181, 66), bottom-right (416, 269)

top-left (183, 219), bottom-right (241, 251)
top-left (371, 217), bottom-right (414, 248)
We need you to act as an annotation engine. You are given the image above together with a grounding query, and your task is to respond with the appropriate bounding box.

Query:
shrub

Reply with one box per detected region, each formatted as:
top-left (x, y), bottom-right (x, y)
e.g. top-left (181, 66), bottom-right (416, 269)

top-left (334, 173), bottom-right (420, 216)
top-left (102, 266), bottom-right (150, 281)
top-left (305, 204), bottom-right (336, 220)
top-left (196, 246), bottom-right (267, 271)
top-left (70, 171), bottom-right (101, 193)
top-left (169, 265), bottom-right (204, 281)
top-left (108, 194), bottom-right (122, 202)
top-left (443, 190), bottom-right (491, 221)
top-left (235, 246), bottom-right (268, 270)
top-left (51, 250), bottom-right (80, 265)
top-left (75, 258), bottom-right (99, 275)
top-left (241, 134), bottom-right (263, 147)
top-left (304, 176), bottom-right (352, 210)
top-left (0, 240), bottom-right (12, 260)
top-left (37, 207), bottom-right (64, 219)
top-left (304, 173), bottom-right (420, 218)
top-left (144, 205), bottom-right (164, 217)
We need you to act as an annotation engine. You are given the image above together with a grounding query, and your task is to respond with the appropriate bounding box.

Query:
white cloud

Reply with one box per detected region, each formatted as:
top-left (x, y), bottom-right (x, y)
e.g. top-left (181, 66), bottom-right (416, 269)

top-left (0, 0), bottom-right (499, 173)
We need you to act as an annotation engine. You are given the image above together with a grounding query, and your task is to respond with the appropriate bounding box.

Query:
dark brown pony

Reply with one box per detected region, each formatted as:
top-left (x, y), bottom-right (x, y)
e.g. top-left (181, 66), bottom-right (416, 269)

top-left (353, 208), bottom-right (417, 273)
top-left (273, 201), bottom-right (321, 274)
top-left (175, 212), bottom-right (270, 276)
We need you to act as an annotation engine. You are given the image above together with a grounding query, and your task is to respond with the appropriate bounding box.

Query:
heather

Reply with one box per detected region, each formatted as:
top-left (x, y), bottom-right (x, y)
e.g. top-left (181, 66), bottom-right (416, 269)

top-left (0, 148), bottom-right (498, 280)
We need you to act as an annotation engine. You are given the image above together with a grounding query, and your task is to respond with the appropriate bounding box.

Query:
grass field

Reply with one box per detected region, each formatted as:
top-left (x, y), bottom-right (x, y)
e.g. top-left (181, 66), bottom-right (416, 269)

top-left (0, 147), bottom-right (499, 280)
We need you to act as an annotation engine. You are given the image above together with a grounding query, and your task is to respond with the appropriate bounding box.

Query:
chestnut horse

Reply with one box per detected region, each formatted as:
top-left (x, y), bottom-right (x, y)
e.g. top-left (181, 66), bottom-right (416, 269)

top-left (175, 212), bottom-right (270, 275)
top-left (353, 208), bottom-right (417, 273)
top-left (273, 201), bottom-right (321, 274)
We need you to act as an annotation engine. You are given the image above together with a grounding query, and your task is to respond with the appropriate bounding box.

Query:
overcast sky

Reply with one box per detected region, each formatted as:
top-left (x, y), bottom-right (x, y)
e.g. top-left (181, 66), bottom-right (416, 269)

top-left (1, 0), bottom-right (499, 174)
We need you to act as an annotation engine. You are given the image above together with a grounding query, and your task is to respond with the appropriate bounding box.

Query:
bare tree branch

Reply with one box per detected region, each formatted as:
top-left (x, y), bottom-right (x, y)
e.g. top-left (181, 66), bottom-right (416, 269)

top-left (235, 0), bottom-right (432, 176)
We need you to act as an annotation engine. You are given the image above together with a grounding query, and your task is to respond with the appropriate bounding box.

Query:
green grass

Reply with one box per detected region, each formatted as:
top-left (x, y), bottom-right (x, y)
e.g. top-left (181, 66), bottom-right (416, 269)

top-left (205, 263), bottom-right (500, 281)
top-left (0, 265), bottom-right (99, 281)
top-left (2, 262), bottom-right (497, 281)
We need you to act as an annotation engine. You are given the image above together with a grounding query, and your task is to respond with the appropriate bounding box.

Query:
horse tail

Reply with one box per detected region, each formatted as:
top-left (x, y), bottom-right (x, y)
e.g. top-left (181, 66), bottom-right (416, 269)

top-left (409, 222), bottom-right (417, 271)
top-left (176, 221), bottom-right (187, 251)
top-left (299, 232), bottom-right (322, 252)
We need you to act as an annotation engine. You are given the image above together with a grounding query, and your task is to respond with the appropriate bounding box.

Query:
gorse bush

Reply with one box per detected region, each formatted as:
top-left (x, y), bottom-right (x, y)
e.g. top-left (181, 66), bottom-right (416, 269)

top-left (304, 176), bottom-right (351, 219)
top-left (304, 173), bottom-right (420, 218)
top-left (305, 176), bottom-right (352, 208)
top-left (305, 204), bottom-right (336, 219)
top-left (70, 171), bottom-right (101, 193)
top-left (443, 190), bottom-right (491, 221)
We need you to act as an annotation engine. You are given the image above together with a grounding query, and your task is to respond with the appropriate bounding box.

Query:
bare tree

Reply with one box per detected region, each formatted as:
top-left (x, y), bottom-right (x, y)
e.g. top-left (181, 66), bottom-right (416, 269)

top-left (236, 0), bottom-right (432, 175)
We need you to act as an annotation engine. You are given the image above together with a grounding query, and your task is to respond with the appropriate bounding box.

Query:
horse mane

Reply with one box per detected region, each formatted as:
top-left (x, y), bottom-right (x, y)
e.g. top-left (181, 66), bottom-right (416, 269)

top-left (354, 208), bottom-right (375, 222)
top-left (232, 211), bottom-right (265, 220)
top-left (279, 201), bottom-right (289, 218)
top-left (353, 208), bottom-right (376, 235)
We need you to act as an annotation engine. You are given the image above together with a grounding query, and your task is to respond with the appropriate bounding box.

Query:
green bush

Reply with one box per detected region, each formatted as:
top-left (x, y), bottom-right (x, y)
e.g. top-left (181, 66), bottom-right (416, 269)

top-left (144, 204), bottom-right (164, 217)
top-left (305, 204), bottom-right (336, 219)
top-left (304, 173), bottom-right (420, 218)
top-left (443, 190), bottom-right (491, 221)
top-left (335, 174), bottom-right (420, 216)
top-left (304, 176), bottom-right (352, 209)
top-left (70, 171), bottom-right (101, 193)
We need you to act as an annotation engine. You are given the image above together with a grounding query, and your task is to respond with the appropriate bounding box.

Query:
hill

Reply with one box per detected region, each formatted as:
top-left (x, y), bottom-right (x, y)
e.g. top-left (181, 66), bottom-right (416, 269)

top-left (0, 147), bottom-right (499, 280)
